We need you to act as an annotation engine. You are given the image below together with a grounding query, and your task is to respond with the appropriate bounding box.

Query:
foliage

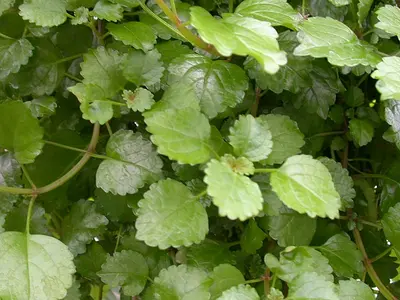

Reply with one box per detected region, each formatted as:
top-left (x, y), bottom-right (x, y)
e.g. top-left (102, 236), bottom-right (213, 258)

top-left (1, 0), bottom-right (400, 299)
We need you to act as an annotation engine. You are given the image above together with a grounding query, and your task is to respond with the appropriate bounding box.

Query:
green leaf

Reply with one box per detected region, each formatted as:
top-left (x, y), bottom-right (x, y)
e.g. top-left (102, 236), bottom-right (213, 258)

top-left (91, 0), bottom-right (123, 22)
top-left (25, 96), bottom-right (57, 118)
top-left (268, 288), bottom-right (284, 300)
top-left (375, 5), bottom-right (400, 40)
top-left (337, 279), bottom-right (375, 300)
top-left (217, 284), bottom-right (260, 300)
top-left (258, 114), bottom-right (305, 165)
top-left (123, 49), bottom-right (165, 89)
top-left (204, 158), bottom-right (263, 220)
top-left (61, 200), bottom-right (109, 256)
top-left (348, 118), bottom-right (374, 147)
top-left (135, 179), bottom-right (208, 249)
top-left (318, 157), bottom-right (355, 210)
top-left (371, 57), bottom-right (400, 100)
top-left (79, 46), bottom-right (126, 96)
top-left (357, 0), bottom-right (373, 26)
top-left (318, 233), bottom-right (364, 278)
top-left (168, 54), bottom-right (248, 118)
top-left (146, 265), bottom-right (212, 299)
top-left (19, 0), bottom-right (67, 27)
top-left (107, 22), bottom-right (157, 51)
top-left (229, 115), bottom-right (273, 162)
top-left (156, 40), bottom-right (193, 66)
top-left (287, 272), bottom-right (339, 300)
top-left (94, 188), bottom-right (136, 223)
top-left (74, 242), bottom-right (108, 281)
top-left (294, 17), bottom-right (381, 67)
top-left (0, 101), bottom-right (44, 164)
top-left (0, 38), bottom-right (33, 80)
top-left (71, 7), bottom-right (89, 25)
top-left (190, 7), bottom-right (287, 74)
top-left (328, 0), bottom-right (349, 7)
top-left (63, 277), bottom-right (81, 300)
top-left (383, 100), bottom-right (400, 149)
top-left (0, 0), bottom-right (15, 16)
top-left (98, 250), bottom-right (149, 296)
top-left (96, 130), bottom-right (163, 195)
top-left (0, 232), bottom-right (75, 299)
top-left (123, 88), bottom-right (154, 112)
top-left (270, 155), bottom-right (341, 219)
top-left (265, 247), bottom-right (333, 283)
top-left (210, 264), bottom-right (245, 300)
top-left (234, 0), bottom-right (301, 29)
top-left (240, 219), bottom-right (267, 254)
top-left (344, 86), bottom-right (364, 108)
top-left (382, 202), bottom-right (400, 251)
top-left (267, 207), bottom-right (317, 247)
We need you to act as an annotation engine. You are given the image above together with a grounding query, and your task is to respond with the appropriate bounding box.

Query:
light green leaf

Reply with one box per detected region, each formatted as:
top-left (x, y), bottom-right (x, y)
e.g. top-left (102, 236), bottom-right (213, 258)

top-left (328, 0), bottom-right (349, 6)
top-left (258, 114), bottom-right (305, 165)
top-left (107, 22), bottom-right (157, 51)
top-left (210, 264), bottom-right (245, 300)
top-left (383, 100), bottom-right (400, 150)
top-left (229, 115), bottom-right (273, 162)
top-left (96, 130), bottom-right (163, 195)
top-left (270, 155), bottom-right (341, 219)
top-left (123, 88), bottom-right (154, 112)
top-left (318, 233), bottom-right (364, 278)
top-left (80, 46), bottom-right (126, 96)
top-left (337, 279), bottom-right (375, 300)
top-left (135, 179), bottom-right (208, 249)
top-left (71, 7), bottom-right (89, 25)
top-left (240, 219), bottom-right (267, 254)
top-left (268, 288), bottom-right (284, 300)
top-left (98, 250), bottom-right (148, 296)
top-left (91, 0), bottom-right (123, 22)
top-left (146, 265), bottom-right (212, 299)
top-left (221, 155), bottom-right (255, 175)
top-left (0, 38), bottom-right (33, 80)
top-left (0, 0), bottom-right (15, 16)
top-left (287, 272), bottom-right (339, 300)
top-left (19, 0), bottom-right (67, 27)
top-left (294, 17), bottom-right (381, 67)
top-left (168, 54), bottom-right (248, 118)
top-left (235, 0), bottom-right (301, 29)
top-left (0, 101), bottom-right (44, 164)
top-left (267, 207), bottom-right (317, 247)
top-left (0, 232), bottom-right (75, 300)
top-left (382, 202), bottom-right (400, 251)
top-left (25, 96), bottom-right (57, 118)
top-left (190, 7), bottom-right (287, 74)
top-left (123, 49), bottom-right (165, 89)
top-left (61, 200), bottom-right (109, 256)
top-left (348, 118), bottom-right (374, 147)
top-left (318, 157), bottom-right (355, 210)
top-left (74, 242), bottom-right (108, 281)
top-left (265, 247), bottom-right (333, 283)
top-left (371, 56), bottom-right (400, 100)
top-left (204, 158), bottom-right (263, 220)
top-left (375, 5), bottom-right (400, 40)
top-left (217, 284), bottom-right (260, 300)
top-left (357, 0), bottom-right (373, 26)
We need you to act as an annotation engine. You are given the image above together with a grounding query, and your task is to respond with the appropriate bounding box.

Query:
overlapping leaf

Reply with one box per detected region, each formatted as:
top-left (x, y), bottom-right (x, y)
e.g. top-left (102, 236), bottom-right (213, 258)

top-left (0, 38), bottom-right (33, 80)
top-left (375, 5), bottom-right (400, 40)
top-left (107, 22), bottom-right (157, 51)
top-left (217, 284), bottom-right (260, 300)
top-left (19, 0), bottom-right (67, 27)
top-left (371, 57), bottom-right (400, 100)
top-left (210, 264), bottom-right (245, 299)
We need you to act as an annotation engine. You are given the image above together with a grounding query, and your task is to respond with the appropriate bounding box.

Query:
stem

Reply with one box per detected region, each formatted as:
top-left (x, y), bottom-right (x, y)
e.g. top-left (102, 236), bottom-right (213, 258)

top-left (307, 131), bottom-right (345, 139)
top-left (342, 140), bottom-right (349, 169)
top-left (353, 228), bottom-right (397, 300)
top-left (264, 268), bottom-right (271, 297)
top-left (301, 0), bottom-right (306, 15)
top-left (26, 195), bottom-right (38, 234)
top-left (229, 0), bottom-right (234, 13)
top-left (254, 168), bottom-right (277, 173)
top-left (50, 53), bottom-right (83, 65)
top-left (370, 246), bottom-right (394, 263)
top-left (43, 140), bottom-right (88, 154)
top-left (64, 73), bottom-right (82, 82)
top-left (251, 87), bottom-right (261, 117)
top-left (244, 278), bottom-right (264, 284)
top-left (114, 225), bottom-right (123, 254)
top-left (356, 72), bottom-right (369, 87)
top-left (195, 190), bottom-right (207, 198)
top-left (21, 165), bottom-right (36, 189)
top-left (226, 241), bottom-right (241, 247)
top-left (359, 219), bottom-right (382, 229)
top-left (0, 32), bottom-right (14, 40)
top-left (170, 0), bottom-right (177, 15)
top-left (106, 122), bottom-right (113, 136)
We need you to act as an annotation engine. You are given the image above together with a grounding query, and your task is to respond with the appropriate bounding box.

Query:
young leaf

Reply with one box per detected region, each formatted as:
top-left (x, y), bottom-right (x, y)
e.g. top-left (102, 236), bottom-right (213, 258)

top-left (240, 219), bottom-right (267, 254)
top-left (168, 54), bottom-right (248, 118)
top-left (107, 22), bottom-right (157, 52)
top-left (0, 101), bottom-right (44, 164)
top-left (270, 155), bottom-right (341, 219)
top-left (98, 250), bottom-right (149, 296)
top-left (229, 114), bottom-right (273, 162)
top-left (96, 130), bottom-right (163, 195)
top-left (371, 57), bottom-right (400, 100)
top-left (74, 242), bottom-right (108, 281)
top-left (61, 200), bottom-right (109, 256)
top-left (217, 284), bottom-right (259, 300)
top-left (221, 155), bottom-right (255, 175)
top-left (258, 114), bottom-right (305, 165)
top-left (287, 272), bottom-right (339, 300)
top-left (210, 264), bottom-right (245, 300)
top-left (269, 288), bottom-right (284, 300)
top-left (382, 202), bottom-right (400, 251)
top-left (375, 5), bottom-right (400, 40)
top-left (234, 0), bottom-right (301, 29)
top-left (383, 100), bottom-right (400, 149)
top-left (0, 38), bottom-right (33, 80)
top-left (348, 118), bottom-right (374, 147)
top-left (145, 265), bottom-right (212, 299)
top-left (91, 0), bottom-right (123, 22)
top-left (294, 17), bottom-right (381, 67)
top-left (204, 158), bottom-right (263, 220)
top-left (318, 157), bottom-right (355, 209)
top-left (0, 232), bottom-right (75, 299)
top-left (265, 247), bottom-right (333, 282)
top-left (71, 7), bottom-right (89, 25)
top-left (357, 0), bottom-right (373, 26)
top-left (135, 179), bottom-right (209, 249)
top-left (190, 7), bottom-right (287, 74)
top-left (123, 88), bottom-right (154, 112)
top-left (337, 279), bottom-right (375, 300)
top-left (318, 233), bottom-right (364, 278)
top-left (19, 0), bottom-right (67, 27)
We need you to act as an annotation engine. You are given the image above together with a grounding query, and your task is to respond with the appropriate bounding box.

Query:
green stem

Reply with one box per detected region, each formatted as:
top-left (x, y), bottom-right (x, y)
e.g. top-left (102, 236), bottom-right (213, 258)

top-left (96, 99), bottom-right (126, 106)
top-left (251, 87), bottom-right (261, 117)
top-left (264, 268), bottom-right (271, 297)
top-left (358, 219), bottom-right (382, 229)
top-left (307, 131), bottom-right (345, 139)
top-left (355, 72), bottom-right (370, 88)
top-left (301, 0), bottom-right (306, 15)
top-left (229, 0), bottom-right (234, 13)
top-left (244, 278), bottom-right (264, 284)
top-left (43, 140), bottom-right (88, 154)
top-left (114, 225), bottom-right (123, 254)
top-left (0, 32), bottom-right (14, 40)
top-left (26, 195), bottom-right (38, 234)
top-left (170, 0), bottom-right (177, 15)
top-left (106, 122), bottom-right (113, 136)
top-left (353, 228), bottom-right (397, 300)
top-left (271, 274), bottom-right (277, 289)
top-left (254, 168), bottom-right (277, 173)
top-left (50, 53), bottom-right (83, 65)
top-left (370, 246), bottom-right (394, 263)
top-left (226, 241), bottom-right (240, 248)
top-left (21, 165), bottom-right (36, 189)
top-left (195, 190), bottom-right (207, 198)
top-left (64, 72), bottom-right (82, 82)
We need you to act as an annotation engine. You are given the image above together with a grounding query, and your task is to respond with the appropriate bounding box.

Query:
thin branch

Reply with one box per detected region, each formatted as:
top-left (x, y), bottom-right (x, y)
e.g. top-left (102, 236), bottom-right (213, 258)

top-left (251, 87), bottom-right (261, 117)
top-left (306, 131), bottom-right (345, 140)
top-left (370, 246), bottom-right (394, 263)
top-left (21, 165), bottom-right (36, 190)
top-left (26, 195), bottom-right (38, 234)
